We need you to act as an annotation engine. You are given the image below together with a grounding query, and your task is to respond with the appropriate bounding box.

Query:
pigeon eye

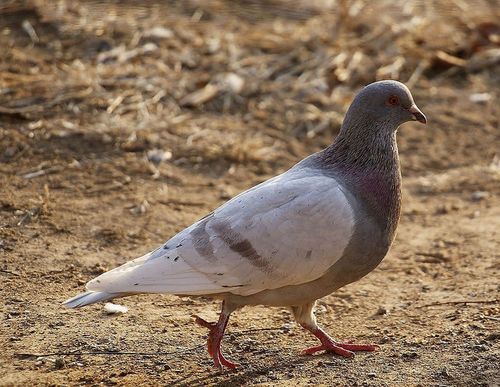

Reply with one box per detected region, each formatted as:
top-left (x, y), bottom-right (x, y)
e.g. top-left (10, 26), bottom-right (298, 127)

top-left (387, 95), bottom-right (399, 106)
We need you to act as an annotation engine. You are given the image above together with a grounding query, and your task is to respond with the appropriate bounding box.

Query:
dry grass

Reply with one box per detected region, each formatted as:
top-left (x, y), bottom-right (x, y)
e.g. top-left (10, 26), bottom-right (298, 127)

top-left (1, 0), bottom-right (498, 176)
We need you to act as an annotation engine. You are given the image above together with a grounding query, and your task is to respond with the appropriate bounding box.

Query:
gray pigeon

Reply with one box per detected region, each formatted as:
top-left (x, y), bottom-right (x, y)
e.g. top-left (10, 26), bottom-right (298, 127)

top-left (64, 80), bottom-right (426, 369)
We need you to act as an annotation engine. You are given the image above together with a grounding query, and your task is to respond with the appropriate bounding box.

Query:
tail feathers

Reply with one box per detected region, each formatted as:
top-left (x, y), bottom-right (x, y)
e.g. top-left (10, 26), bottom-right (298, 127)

top-left (63, 291), bottom-right (117, 308)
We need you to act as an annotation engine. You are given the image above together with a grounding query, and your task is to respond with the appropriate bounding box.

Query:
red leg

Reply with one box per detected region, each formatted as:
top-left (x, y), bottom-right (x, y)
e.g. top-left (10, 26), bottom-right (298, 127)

top-left (194, 302), bottom-right (238, 369)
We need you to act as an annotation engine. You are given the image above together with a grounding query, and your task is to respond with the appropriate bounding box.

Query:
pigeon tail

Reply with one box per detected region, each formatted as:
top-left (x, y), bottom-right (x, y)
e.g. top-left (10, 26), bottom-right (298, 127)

top-left (63, 290), bottom-right (117, 308)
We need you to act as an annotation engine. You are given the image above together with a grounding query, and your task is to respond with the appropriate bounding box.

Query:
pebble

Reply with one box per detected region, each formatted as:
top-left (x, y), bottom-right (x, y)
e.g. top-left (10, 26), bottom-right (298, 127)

top-left (103, 303), bottom-right (128, 314)
top-left (144, 27), bottom-right (174, 39)
top-left (471, 191), bottom-right (489, 201)
top-left (281, 322), bottom-right (294, 333)
top-left (218, 73), bottom-right (245, 94)
top-left (379, 336), bottom-right (392, 344)
top-left (147, 149), bottom-right (172, 165)
top-left (3, 147), bottom-right (17, 158)
top-left (315, 304), bottom-right (328, 314)
top-left (439, 367), bottom-right (450, 377)
top-left (54, 357), bottom-right (65, 370)
top-left (469, 93), bottom-right (491, 103)
top-left (401, 351), bottom-right (418, 359)
top-left (484, 332), bottom-right (500, 341)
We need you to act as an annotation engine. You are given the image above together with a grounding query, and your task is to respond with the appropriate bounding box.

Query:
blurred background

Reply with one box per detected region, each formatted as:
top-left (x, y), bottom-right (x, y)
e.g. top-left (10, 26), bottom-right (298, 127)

top-left (1, 1), bottom-right (499, 385)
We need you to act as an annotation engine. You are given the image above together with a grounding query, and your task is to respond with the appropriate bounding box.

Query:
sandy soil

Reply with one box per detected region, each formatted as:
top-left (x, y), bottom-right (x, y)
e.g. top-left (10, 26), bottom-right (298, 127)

top-left (1, 1), bottom-right (499, 386)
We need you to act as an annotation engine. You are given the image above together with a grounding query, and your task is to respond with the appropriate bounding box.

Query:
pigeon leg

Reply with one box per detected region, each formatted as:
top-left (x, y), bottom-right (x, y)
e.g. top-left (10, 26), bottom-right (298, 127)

top-left (292, 302), bottom-right (378, 358)
top-left (194, 301), bottom-right (238, 369)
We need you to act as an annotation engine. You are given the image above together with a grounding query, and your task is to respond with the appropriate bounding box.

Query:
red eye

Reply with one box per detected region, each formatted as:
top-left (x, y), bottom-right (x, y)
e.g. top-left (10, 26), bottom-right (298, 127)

top-left (387, 95), bottom-right (399, 106)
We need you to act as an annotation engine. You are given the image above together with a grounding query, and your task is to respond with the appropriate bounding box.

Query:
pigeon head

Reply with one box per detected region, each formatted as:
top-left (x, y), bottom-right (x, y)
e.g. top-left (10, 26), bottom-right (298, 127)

top-left (344, 80), bottom-right (426, 132)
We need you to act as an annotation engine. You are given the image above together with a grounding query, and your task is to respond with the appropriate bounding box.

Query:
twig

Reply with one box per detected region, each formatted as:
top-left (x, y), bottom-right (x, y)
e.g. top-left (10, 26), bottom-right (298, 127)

top-left (415, 251), bottom-right (449, 263)
top-left (481, 315), bottom-right (500, 322)
top-left (233, 327), bottom-right (285, 335)
top-left (14, 327), bottom-right (286, 360)
top-left (22, 20), bottom-right (39, 43)
top-left (0, 269), bottom-right (21, 276)
top-left (86, 181), bottom-right (124, 194)
top-left (416, 299), bottom-right (499, 308)
top-left (0, 88), bottom-right (93, 116)
top-left (415, 251), bottom-right (447, 259)
top-left (158, 199), bottom-right (206, 207)
top-left (406, 60), bottom-right (429, 89)
top-left (17, 207), bottom-right (41, 226)
top-left (16, 345), bottom-right (204, 359)
top-left (20, 166), bottom-right (63, 179)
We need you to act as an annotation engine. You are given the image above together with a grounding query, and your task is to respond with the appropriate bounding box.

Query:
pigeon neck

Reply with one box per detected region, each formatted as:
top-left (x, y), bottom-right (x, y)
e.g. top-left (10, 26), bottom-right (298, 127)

top-left (329, 120), bottom-right (400, 172)
top-left (321, 121), bottom-right (402, 238)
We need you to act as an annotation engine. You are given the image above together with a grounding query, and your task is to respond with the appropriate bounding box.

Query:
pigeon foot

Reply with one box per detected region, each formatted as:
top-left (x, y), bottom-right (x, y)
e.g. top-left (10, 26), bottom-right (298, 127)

top-left (301, 323), bottom-right (378, 358)
top-left (194, 314), bottom-right (238, 369)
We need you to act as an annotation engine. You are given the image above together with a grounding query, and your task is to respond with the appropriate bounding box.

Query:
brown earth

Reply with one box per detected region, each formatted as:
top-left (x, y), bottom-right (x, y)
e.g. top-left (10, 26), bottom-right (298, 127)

top-left (1, 1), bottom-right (499, 386)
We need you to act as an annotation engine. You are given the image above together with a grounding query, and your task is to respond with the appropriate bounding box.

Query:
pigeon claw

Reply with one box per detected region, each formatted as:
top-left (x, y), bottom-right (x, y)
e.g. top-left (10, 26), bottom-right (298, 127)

top-left (194, 315), bottom-right (239, 370)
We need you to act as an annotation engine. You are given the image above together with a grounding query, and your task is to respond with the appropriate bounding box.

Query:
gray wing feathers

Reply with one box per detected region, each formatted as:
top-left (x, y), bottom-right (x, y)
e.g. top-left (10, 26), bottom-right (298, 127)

top-left (177, 168), bottom-right (355, 296)
top-left (77, 168), bottom-right (354, 297)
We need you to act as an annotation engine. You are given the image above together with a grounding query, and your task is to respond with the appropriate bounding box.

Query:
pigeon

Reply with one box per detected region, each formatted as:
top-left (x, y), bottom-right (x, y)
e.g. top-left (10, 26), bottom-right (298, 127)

top-left (64, 80), bottom-right (426, 369)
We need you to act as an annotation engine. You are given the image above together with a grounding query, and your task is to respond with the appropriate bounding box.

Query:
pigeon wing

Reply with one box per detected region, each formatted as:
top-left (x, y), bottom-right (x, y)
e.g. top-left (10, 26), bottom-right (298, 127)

top-left (86, 168), bottom-right (355, 296)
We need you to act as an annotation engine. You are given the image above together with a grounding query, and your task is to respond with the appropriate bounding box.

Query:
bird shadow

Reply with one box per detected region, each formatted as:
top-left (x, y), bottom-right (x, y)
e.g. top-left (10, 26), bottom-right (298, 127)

top-left (169, 353), bottom-right (330, 387)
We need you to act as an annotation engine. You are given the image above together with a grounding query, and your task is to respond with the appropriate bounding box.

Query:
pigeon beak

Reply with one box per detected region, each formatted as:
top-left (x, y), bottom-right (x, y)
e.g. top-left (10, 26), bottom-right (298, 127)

top-left (408, 105), bottom-right (427, 124)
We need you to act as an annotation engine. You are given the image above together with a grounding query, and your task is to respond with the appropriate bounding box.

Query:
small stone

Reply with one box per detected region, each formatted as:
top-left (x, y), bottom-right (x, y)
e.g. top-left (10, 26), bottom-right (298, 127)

top-left (54, 357), bottom-right (65, 369)
top-left (91, 263), bottom-right (107, 275)
top-left (315, 304), bottom-right (328, 314)
top-left (401, 351), bottom-right (418, 359)
top-left (4, 146), bottom-right (18, 158)
top-left (470, 210), bottom-right (481, 218)
top-left (219, 73), bottom-right (245, 94)
top-left (144, 27), bottom-right (174, 39)
top-left (375, 305), bottom-right (388, 315)
top-left (379, 336), bottom-right (392, 344)
top-left (103, 303), bottom-right (128, 315)
top-left (471, 191), bottom-right (489, 201)
top-left (281, 322), bottom-right (293, 333)
top-left (439, 367), bottom-right (450, 377)
top-left (484, 332), bottom-right (500, 341)
top-left (469, 93), bottom-right (491, 103)
top-left (434, 240), bottom-right (446, 248)
top-left (147, 149), bottom-right (172, 165)
top-left (220, 191), bottom-right (232, 200)
top-left (367, 372), bottom-right (377, 378)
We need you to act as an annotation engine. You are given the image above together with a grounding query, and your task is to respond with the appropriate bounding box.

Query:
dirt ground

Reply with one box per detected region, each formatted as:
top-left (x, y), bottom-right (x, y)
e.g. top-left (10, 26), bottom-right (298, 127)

top-left (1, 1), bottom-right (499, 386)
